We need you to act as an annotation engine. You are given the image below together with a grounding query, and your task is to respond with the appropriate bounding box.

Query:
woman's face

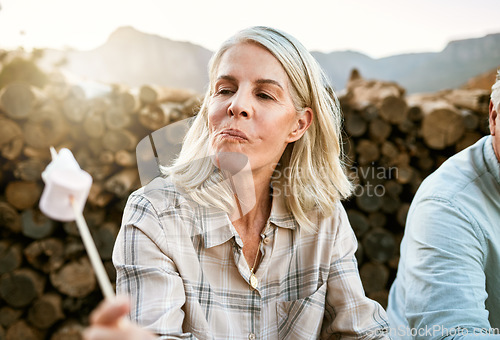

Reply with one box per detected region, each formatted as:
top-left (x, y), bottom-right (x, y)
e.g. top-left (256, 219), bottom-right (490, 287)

top-left (207, 42), bottom-right (312, 176)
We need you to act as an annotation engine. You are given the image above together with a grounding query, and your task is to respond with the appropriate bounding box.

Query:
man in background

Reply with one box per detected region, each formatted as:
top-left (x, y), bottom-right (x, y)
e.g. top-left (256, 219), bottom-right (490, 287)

top-left (387, 71), bottom-right (500, 339)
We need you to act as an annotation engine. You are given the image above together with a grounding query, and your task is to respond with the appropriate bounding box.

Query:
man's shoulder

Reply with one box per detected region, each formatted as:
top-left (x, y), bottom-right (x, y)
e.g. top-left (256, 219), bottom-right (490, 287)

top-left (415, 136), bottom-right (489, 201)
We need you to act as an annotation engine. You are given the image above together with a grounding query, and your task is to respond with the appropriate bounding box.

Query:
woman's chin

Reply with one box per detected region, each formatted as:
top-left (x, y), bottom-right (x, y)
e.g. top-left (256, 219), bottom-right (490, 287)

top-left (211, 142), bottom-right (246, 156)
top-left (210, 150), bottom-right (250, 174)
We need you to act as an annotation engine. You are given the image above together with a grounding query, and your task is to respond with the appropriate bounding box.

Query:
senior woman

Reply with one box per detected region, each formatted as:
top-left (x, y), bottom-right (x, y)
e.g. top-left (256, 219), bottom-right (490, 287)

top-left (84, 26), bottom-right (390, 339)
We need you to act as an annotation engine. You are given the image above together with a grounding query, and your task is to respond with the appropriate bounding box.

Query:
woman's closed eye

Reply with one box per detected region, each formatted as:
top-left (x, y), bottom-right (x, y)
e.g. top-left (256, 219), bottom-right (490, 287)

top-left (256, 92), bottom-right (275, 100)
top-left (215, 88), bottom-right (235, 96)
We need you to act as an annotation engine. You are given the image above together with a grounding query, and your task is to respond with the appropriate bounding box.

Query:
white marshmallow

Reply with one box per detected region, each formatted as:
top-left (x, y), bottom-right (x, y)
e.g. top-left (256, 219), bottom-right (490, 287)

top-left (39, 148), bottom-right (93, 222)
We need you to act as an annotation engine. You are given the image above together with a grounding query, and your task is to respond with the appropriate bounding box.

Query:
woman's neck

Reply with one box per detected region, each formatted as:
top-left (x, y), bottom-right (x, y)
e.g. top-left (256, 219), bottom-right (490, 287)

top-left (229, 168), bottom-right (273, 236)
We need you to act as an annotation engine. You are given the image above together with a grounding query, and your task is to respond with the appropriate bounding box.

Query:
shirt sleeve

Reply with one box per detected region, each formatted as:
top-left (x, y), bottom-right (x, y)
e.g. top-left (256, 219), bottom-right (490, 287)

top-left (112, 193), bottom-right (197, 340)
top-left (401, 197), bottom-right (499, 339)
top-left (321, 204), bottom-right (390, 339)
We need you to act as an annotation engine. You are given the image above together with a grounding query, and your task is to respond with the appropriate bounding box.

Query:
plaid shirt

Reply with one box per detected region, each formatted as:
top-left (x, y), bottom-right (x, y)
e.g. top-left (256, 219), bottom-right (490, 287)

top-left (113, 177), bottom-right (390, 339)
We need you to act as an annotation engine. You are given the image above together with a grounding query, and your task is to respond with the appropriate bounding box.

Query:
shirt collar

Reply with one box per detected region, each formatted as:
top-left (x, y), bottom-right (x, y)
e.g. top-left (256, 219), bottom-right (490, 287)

top-left (199, 192), bottom-right (298, 249)
top-left (198, 207), bottom-right (237, 249)
top-left (268, 192), bottom-right (299, 231)
top-left (484, 135), bottom-right (500, 185)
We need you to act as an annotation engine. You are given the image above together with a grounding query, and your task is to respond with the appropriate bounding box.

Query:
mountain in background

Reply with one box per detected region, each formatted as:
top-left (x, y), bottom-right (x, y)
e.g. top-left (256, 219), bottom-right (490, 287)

top-left (39, 26), bottom-right (212, 93)
top-left (314, 33), bottom-right (500, 93)
top-left (38, 26), bottom-right (500, 94)
top-left (462, 67), bottom-right (498, 90)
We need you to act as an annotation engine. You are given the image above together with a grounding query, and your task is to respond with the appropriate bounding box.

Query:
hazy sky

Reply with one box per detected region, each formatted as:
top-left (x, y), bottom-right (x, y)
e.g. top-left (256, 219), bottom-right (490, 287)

top-left (1, 0), bottom-right (499, 58)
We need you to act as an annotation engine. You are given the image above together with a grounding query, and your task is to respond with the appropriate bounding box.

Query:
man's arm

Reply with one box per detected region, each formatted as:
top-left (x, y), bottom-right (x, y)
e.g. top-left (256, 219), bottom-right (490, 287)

top-left (402, 197), bottom-right (499, 339)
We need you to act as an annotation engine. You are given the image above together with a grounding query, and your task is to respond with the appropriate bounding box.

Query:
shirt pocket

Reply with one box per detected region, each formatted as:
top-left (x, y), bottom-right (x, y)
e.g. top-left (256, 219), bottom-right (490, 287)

top-left (276, 282), bottom-right (327, 340)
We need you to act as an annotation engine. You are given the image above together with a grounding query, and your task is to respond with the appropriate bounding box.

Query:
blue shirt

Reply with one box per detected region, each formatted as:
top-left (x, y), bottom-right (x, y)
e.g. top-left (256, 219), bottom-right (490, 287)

top-left (387, 136), bottom-right (500, 339)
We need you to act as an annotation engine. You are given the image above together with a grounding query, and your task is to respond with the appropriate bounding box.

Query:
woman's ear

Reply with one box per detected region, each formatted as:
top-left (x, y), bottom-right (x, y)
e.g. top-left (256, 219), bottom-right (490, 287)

top-left (287, 108), bottom-right (313, 143)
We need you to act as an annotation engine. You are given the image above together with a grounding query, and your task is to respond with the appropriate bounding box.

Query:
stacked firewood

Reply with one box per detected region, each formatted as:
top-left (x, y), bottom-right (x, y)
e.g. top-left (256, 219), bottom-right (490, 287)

top-left (339, 69), bottom-right (491, 308)
top-left (0, 73), bottom-right (201, 340)
top-left (0, 61), bottom-right (492, 339)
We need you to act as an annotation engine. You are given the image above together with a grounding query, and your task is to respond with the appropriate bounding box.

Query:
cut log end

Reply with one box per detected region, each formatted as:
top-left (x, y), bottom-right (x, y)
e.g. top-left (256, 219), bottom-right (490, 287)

top-left (0, 269), bottom-right (46, 308)
top-left (50, 258), bottom-right (96, 298)
top-left (0, 83), bottom-right (37, 120)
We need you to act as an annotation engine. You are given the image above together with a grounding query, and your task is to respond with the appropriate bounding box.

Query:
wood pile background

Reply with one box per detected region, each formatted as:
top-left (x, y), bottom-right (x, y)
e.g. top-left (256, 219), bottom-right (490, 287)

top-left (0, 54), bottom-right (493, 340)
top-left (340, 69), bottom-right (491, 307)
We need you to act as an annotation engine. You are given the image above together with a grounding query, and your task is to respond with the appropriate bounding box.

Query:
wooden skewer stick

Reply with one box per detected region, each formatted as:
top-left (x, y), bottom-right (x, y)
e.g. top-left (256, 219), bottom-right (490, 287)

top-left (69, 196), bottom-right (114, 299)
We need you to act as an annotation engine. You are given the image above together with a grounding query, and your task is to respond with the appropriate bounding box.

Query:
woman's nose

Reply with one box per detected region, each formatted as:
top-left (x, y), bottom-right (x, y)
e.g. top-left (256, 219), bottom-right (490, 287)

top-left (227, 90), bottom-right (252, 118)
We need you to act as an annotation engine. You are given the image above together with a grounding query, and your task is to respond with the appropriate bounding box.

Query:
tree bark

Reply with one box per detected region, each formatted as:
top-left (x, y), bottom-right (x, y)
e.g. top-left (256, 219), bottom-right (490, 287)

top-left (0, 83), bottom-right (39, 120)
top-left (83, 109), bottom-right (106, 139)
top-left (93, 222), bottom-right (119, 260)
top-left (138, 104), bottom-right (167, 131)
top-left (368, 290), bottom-right (389, 310)
top-left (0, 117), bottom-right (23, 160)
top-left (102, 129), bottom-right (137, 153)
top-left (23, 104), bottom-right (68, 149)
top-left (347, 209), bottom-right (370, 238)
top-left (5, 320), bottom-right (43, 340)
top-left (113, 86), bottom-right (141, 115)
top-left (104, 106), bottom-right (131, 130)
top-left (5, 181), bottom-right (41, 210)
top-left (13, 158), bottom-right (46, 181)
top-left (360, 261), bottom-right (390, 293)
top-left (443, 88), bottom-right (490, 115)
top-left (397, 203), bottom-right (410, 228)
top-left (355, 187), bottom-right (383, 213)
top-left (27, 293), bottom-right (64, 329)
top-left (0, 202), bottom-right (21, 233)
top-left (21, 209), bottom-right (56, 240)
top-left (456, 131), bottom-right (482, 152)
top-left (344, 111), bottom-right (367, 137)
top-left (0, 268), bottom-right (46, 308)
top-left (61, 86), bottom-right (88, 123)
top-left (115, 150), bottom-right (137, 167)
top-left (362, 228), bottom-right (396, 263)
top-left (87, 182), bottom-right (114, 208)
top-left (50, 257), bottom-right (96, 298)
top-left (104, 168), bottom-right (139, 198)
top-left (409, 96), bottom-right (465, 149)
top-left (24, 238), bottom-right (65, 273)
top-left (368, 212), bottom-right (387, 230)
top-left (139, 85), bottom-right (196, 104)
top-left (369, 118), bottom-right (392, 143)
top-left (0, 306), bottom-right (22, 328)
top-left (0, 242), bottom-right (23, 275)
top-left (356, 139), bottom-right (380, 165)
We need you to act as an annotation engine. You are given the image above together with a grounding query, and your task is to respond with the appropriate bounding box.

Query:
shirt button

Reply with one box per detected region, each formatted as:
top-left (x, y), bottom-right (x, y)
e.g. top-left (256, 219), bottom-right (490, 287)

top-left (248, 333), bottom-right (256, 340)
top-left (263, 237), bottom-right (270, 245)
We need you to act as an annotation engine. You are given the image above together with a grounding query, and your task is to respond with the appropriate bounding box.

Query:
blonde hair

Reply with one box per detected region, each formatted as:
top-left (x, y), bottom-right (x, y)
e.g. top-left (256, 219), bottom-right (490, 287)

top-left (163, 26), bottom-right (353, 232)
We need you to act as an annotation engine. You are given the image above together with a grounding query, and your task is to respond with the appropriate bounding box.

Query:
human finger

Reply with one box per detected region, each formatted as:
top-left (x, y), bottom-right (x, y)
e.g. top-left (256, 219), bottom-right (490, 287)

top-left (89, 295), bottom-right (130, 326)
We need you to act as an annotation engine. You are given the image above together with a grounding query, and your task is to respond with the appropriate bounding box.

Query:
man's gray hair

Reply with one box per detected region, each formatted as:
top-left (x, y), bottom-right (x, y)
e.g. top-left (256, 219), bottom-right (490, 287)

top-left (491, 69), bottom-right (500, 110)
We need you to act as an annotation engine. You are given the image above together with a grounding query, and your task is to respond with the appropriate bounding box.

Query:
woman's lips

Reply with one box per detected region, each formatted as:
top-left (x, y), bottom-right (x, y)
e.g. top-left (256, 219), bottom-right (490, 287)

top-left (219, 129), bottom-right (249, 141)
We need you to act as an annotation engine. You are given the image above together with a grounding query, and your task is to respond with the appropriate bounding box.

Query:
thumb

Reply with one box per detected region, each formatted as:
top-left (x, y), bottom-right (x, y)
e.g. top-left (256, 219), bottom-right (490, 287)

top-left (90, 295), bottom-right (130, 326)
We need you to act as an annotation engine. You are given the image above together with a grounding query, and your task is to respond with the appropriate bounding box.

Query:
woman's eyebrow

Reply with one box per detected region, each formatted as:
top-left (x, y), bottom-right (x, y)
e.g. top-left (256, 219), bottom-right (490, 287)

top-left (216, 75), bottom-right (237, 83)
top-left (216, 75), bottom-right (284, 90)
top-left (255, 78), bottom-right (283, 90)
